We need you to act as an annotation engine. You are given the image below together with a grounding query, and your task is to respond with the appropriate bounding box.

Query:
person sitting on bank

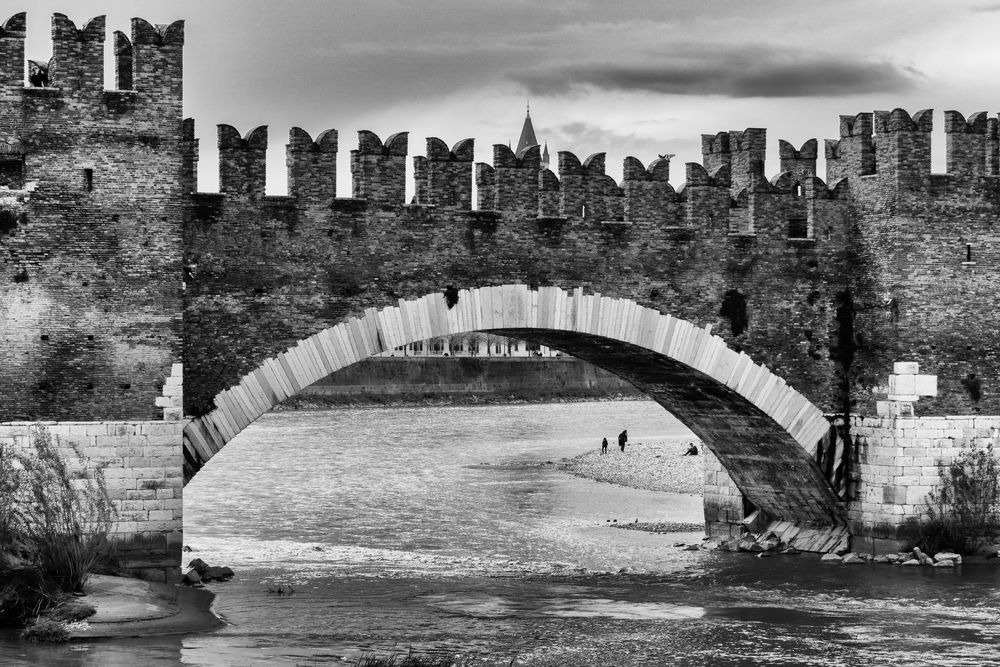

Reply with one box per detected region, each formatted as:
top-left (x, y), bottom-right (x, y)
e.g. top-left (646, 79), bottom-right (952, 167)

top-left (683, 442), bottom-right (699, 456)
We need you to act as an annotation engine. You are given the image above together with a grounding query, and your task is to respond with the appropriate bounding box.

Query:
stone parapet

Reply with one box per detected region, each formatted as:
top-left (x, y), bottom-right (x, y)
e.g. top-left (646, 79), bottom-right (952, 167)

top-left (0, 420), bottom-right (184, 583)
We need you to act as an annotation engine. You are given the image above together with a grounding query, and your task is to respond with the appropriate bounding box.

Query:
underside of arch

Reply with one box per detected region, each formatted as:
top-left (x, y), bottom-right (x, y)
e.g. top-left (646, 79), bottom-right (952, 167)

top-left (493, 329), bottom-right (846, 528)
top-left (183, 285), bottom-right (847, 534)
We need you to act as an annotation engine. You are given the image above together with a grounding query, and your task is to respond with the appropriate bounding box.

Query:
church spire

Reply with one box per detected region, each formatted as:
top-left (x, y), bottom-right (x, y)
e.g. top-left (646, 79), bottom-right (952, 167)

top-left (515, 101), bottom-right (538, 158)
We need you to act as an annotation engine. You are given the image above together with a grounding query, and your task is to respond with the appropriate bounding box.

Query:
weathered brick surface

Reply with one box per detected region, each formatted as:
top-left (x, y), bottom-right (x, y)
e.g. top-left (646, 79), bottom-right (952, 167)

top-left (3, 12), bottom-right (1000, 549)
top-left (0, 420), bottom-right (184, 582)
top-left (177, 111), bottom-right (1000, 426)
top-left (0, 14), bottom-right (184, 422)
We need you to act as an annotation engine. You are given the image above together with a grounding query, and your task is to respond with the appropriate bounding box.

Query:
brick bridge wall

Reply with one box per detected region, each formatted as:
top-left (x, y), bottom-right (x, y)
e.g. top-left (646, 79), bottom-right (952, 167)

top-left (2, 13), bottom-right (997, 428)
top-left (2, 12), bottom-right (1000, 570)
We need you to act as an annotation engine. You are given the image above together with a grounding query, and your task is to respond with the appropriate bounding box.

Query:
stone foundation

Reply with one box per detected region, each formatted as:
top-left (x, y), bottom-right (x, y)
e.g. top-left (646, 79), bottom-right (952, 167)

top-left (702, 414), bottom-right (1000, 552)
top-left (0, 420), bottom-right (184, 583)
top-left (703, 447), bottom-right (747, 538)
top-left (848, 414), bottom-right (1000, 550)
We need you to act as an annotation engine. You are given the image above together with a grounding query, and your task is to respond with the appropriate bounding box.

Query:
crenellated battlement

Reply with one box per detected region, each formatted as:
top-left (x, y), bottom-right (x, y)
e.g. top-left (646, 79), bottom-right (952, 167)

top-left (180, 105), bottom-right (1000, 248)
top-left (479, 143), bottom-right (540, 215)
top-left (944, 110), bottom-right (992, 176)
top-left (0, 12), bottom-right (184, 136)
top-left (778, 139), bottom-right (818, 183)
top-left (702, 128), bottom-right (767, 197)
top-left (351, 130), bottom-right (407, 206)
top-left (2, 13), bottom-right (183, 97)
top-left (218, 125), bottom-right (268, 197)
top-left (49, 14), bottom-right (105, 94)
top-left (287, 127), bottom-right (338, 202)
top-left (414, 137), bottom-right (473, 208)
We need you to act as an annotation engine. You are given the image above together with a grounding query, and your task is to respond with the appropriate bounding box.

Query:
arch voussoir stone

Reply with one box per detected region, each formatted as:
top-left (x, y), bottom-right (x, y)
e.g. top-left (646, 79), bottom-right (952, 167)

top-left (183, 284), bottom-right (844, 532)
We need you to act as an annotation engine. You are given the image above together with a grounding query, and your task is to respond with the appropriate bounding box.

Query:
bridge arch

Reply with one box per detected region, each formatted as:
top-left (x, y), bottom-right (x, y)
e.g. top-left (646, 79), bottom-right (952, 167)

top-left (183, 285), bottom-right (846, 530)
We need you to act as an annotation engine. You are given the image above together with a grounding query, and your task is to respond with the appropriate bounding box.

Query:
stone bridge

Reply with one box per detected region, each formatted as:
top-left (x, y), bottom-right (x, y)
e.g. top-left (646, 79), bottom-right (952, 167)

top-left (3, 12), bottom-right (1000, 580)
top-left (183, 285), bottom-right (845, 532)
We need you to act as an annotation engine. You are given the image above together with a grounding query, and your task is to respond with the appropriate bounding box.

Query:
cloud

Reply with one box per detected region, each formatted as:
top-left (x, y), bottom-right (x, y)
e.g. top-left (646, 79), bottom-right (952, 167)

top-left (513, 45), bottom-right (916, 98)
top-left (541, 120), bottom-right (702, 172)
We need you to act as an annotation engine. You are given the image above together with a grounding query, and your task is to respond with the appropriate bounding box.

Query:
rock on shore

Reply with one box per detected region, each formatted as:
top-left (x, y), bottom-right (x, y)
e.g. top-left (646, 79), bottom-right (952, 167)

top-left (558, 440), bottom-right (704, 494)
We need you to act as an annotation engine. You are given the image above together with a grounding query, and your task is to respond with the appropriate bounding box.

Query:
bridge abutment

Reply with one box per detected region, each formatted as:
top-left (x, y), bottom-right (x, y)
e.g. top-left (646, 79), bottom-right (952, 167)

top-left (848, 414), bottom-right (1000, 553)
top-left (1, 420), bottom-right (184, 583)
top-left (704, 412), bottom-right (1000, 552)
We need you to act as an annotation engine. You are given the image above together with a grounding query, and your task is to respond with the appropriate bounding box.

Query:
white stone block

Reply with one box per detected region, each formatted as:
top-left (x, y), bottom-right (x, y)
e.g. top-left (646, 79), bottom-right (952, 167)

top-left (887, 394), bottom-right (919, 402)
top-left (889, 374), bottom-right (916, 395)
top-left (914, 375), bottom-right (937, 397)
top-left (894, 361), bottom-right (920, 374)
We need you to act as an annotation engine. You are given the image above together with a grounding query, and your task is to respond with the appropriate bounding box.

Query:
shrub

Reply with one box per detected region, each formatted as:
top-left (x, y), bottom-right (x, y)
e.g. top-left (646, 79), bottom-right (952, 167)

top-left (20, 617), bottom-right (69, 643)
top-left (912, 446), bottom-right (1000, 554)
top-left (0, 425), bottom-right (117, 628)
top-left (0, 567), bottom-right (54, 627)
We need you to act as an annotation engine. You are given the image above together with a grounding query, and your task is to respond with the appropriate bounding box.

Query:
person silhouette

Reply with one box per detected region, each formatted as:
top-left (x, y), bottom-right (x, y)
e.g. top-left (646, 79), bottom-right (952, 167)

top-left (683, 442), bottom-right (699, 456)
top-left (601, 437), bottom-right (608, 455)
top-left (618, 429), bottom-right (627, 452)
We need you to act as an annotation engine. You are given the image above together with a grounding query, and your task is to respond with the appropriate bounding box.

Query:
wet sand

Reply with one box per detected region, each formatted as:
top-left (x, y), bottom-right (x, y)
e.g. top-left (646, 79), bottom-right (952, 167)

top-left (67, 574), bottom-right (223, 639)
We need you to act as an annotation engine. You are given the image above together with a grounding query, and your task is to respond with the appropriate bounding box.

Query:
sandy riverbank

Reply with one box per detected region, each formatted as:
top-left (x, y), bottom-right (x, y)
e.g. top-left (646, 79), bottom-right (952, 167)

top-left (558, 439), bottom-right (707, 533)
top-left (559, 439), bottom-right (705, 495)
top-left (65, 574), bottom-right (223, 639)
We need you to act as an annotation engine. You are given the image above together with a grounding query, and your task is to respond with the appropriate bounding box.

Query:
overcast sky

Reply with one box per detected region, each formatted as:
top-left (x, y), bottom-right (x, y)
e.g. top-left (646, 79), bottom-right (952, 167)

top-left (15, 1), bottom-right (1000, 196)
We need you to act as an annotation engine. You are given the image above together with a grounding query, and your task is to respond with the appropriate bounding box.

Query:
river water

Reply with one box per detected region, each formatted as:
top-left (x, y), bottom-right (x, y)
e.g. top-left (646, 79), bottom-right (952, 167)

top-left (4, 401), bottom-right (1000, 665)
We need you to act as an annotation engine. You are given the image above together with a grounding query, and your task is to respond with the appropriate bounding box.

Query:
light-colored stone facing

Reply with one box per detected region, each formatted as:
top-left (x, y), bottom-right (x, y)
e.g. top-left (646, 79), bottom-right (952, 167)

top-left (158, 363), bottom-right (184, 421)
top-left (0, 420), bottom-right (184, 582)
top-left (702, 447), bottom-right (746, 537)
top-left (848, 415), bottom-right (1000, 538)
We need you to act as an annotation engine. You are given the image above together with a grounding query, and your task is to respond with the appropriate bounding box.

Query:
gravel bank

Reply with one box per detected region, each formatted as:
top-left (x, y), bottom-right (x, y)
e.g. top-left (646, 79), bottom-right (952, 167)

top-left (558, 439), bottom-right (705, 495)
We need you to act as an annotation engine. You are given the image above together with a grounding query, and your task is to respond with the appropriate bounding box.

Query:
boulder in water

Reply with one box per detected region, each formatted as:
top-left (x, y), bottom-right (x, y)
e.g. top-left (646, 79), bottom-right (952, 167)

top-left (187, 558), bottom-right (209, 575)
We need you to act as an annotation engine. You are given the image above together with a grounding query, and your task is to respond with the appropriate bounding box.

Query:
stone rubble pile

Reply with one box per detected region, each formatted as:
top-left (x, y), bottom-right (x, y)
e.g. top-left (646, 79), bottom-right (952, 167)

top-left (707, 530), bottom-right (998, 566)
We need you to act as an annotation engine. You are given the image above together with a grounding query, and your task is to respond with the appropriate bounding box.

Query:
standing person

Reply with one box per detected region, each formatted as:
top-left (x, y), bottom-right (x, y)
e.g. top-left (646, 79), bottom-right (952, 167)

top-left (601, 437), bottom-right (608, 455)
top-left (618, 429), bottom-right (627, 452)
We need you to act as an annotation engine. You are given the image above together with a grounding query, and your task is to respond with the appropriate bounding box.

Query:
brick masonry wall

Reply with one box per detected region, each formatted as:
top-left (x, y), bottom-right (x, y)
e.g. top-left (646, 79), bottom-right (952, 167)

top-left (848, 414), bottom-right (1000, 543)
top-left (183, 133), bottom-right (849, 418)
top-left (182, 111), bottom-right (1000, 423)
top-left (0, 420), bottom-right (184, 582)
top-left (0, 16), bottom-right (184, 423)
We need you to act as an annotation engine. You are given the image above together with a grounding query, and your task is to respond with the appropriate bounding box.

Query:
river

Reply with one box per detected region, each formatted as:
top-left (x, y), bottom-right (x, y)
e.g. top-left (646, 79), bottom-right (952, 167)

top-left (4, 401), bottom-right (1000, 665)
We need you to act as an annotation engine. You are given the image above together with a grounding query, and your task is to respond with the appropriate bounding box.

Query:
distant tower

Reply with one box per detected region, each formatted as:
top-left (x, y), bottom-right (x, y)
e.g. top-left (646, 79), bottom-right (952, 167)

top-left (515, 102), bottom-right (549, 168)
